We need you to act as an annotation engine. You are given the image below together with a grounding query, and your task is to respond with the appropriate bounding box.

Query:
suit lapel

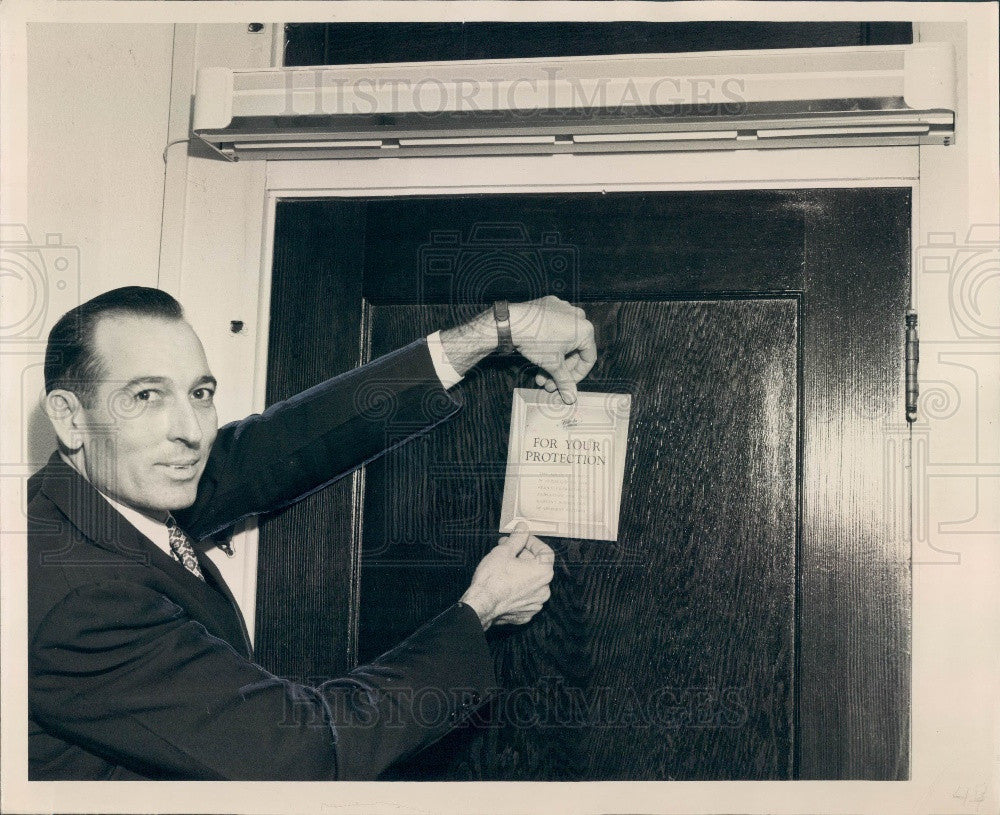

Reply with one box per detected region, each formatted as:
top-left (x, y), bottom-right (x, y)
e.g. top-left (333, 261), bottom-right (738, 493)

top-left (195, 551), bottom-right (254, 657)
top-left (37, 453), bottom-right (252, 657)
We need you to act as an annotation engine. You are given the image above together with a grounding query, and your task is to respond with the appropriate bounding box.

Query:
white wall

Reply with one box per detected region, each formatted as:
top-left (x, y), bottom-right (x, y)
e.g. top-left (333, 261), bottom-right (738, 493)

top-left (909, 19), bottom-right (1000, 813)
top-left (19, 23), bottom-right (274, 629)
top-left (23, 23), bottom-right (175, 465)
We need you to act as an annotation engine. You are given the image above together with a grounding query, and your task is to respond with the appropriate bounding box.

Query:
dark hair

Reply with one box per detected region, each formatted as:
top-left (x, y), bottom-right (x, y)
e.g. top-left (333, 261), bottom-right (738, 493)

top-left (44, 286), bottom-right (184, 405)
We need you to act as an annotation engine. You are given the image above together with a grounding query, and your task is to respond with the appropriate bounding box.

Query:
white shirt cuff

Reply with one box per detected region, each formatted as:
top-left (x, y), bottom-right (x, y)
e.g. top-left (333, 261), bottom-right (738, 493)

top-left (426, 331), bottom-right (464, 389)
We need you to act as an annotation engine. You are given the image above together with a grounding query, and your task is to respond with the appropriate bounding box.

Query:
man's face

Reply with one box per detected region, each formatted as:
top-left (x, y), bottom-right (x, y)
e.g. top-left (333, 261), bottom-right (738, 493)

top-left (74, 314), bottom-right (218, 517)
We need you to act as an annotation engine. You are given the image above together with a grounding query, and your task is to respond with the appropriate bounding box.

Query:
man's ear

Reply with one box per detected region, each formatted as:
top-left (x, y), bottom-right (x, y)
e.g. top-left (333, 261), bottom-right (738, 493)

top-left (44, 389), bottom-right (85, 452)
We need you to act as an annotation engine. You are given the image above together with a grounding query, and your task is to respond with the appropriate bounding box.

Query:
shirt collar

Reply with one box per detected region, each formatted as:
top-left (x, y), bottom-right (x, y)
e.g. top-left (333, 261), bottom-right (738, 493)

top-left (100, 493), bottom-right (173, 558)
top-left (58, 453), bottom-right (172, 558)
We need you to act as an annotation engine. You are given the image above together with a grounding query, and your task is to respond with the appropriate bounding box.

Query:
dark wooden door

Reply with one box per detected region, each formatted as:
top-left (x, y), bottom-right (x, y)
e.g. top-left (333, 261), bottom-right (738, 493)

top-left (258, 188), bottom-right (910, 780)
top-left (361, 298), bottom-right (797, 781)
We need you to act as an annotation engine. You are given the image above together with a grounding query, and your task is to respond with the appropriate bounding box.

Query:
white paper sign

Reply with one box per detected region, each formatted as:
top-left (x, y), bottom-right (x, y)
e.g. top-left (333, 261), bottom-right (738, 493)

top-left (499, 388), bottom-right (631, 541)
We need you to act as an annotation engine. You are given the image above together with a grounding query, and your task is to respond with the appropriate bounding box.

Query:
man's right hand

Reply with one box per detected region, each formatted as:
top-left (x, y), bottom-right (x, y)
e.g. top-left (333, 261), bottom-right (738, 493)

top-left (459, 522), bottom-right (554, 630)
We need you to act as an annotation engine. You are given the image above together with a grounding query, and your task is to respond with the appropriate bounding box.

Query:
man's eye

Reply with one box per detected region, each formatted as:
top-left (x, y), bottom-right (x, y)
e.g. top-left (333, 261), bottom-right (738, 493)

top-left (134, 389), bottom-right (161, 402)
top-left (192, 388), bottom-right (215, 402)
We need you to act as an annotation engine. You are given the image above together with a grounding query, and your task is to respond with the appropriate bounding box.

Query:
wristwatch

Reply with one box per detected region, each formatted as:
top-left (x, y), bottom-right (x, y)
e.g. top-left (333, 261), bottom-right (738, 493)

top-left (493, 300), bottom-right (515, 355)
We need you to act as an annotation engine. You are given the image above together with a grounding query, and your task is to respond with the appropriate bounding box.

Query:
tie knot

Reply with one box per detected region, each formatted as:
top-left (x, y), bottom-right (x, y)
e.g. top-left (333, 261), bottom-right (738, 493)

top-left (166, 517), bottom-right (204, 581)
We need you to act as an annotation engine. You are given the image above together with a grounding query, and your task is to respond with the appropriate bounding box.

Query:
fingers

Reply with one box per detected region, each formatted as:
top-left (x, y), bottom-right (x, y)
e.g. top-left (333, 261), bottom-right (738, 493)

top-left (564, 309), bottom-right (596, 377)
top-left (568, 336), bottom-right (597, 384)
top-left (494, 606), bottom-right (543, 626)
top-left (484, 548), bottom-right (554, 628)
top-left (520, 535), bottom-right (555, 565)
top-left (493, 586), bottom-right (551, 626)
top-left (482, 524), bottom-right (555, 627)
top-left (535, 350), bottom-right (592, 393)
top-left (547, 361), bottom-right (578, 405)
top-left (528, 305), bottom-right (595, 400)
top-left (502, 601), bottom-right (545, 616)
top-left (534, 372), bottom-right (558, 394)
top-left (494, 612), bottom-right (531, 626)
top-left (575, 322), bottom-right (597, 374)
top-left (505, 528), bottom-right (555, 568)
top-left (499, 521), bottom-right (530, 554)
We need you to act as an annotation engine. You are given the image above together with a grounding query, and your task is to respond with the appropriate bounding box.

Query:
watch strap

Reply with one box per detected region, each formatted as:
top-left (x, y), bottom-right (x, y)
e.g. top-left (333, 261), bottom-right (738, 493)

top-left (493, 300), bottom-right (515, 355)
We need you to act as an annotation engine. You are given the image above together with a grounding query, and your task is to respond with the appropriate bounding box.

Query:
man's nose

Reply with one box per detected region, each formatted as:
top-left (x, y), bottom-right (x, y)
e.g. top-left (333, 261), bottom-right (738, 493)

top-left (167, 399), bottom-right (204, 446)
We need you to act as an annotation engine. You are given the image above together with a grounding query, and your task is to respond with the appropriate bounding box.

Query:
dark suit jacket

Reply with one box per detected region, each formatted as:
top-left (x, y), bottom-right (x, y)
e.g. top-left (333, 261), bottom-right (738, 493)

top-left (27, 339), bottom-right (496, 780)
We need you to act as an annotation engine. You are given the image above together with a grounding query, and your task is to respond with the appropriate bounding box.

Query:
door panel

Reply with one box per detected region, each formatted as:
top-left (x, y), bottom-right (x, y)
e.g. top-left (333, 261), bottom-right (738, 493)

top-left (259, 188), bottom-right (910, 780)
top-left (361, 299), bottom-right (798, 779)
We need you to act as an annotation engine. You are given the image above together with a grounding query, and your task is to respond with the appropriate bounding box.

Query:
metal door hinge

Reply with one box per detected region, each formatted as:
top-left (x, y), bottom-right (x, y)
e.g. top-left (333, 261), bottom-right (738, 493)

top-left (905, 310), bottom-right (919, 423)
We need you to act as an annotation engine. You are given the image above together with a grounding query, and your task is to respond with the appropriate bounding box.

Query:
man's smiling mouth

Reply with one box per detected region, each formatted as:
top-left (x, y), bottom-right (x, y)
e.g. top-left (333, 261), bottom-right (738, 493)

top-left (158, 461), bottom-right (200, 477)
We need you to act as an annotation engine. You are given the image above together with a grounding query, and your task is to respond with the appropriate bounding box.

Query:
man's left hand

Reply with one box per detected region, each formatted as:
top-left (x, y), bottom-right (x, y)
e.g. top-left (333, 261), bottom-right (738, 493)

top-left (509, 296), bottom-right (596, 404)
top-left (438, 296), bottom-right (597, 403)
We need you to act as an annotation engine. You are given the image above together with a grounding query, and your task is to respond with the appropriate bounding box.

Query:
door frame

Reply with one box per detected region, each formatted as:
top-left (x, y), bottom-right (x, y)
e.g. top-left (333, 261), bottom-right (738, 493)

top-left (251, 153), bottom-right (920, 781)
top-left (162, 12), bottom-right (999, 806)
top-left (169, 15), bottom-right (974, 786)
top-left (243, 149), bottom-right (920, 644)
top-left (169, 24), bottom-right (982, 660)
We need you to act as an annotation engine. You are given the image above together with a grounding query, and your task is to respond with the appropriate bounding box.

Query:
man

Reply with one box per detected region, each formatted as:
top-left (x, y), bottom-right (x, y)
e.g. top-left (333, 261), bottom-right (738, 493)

top-left (27, 286), bottom-right (596, 780)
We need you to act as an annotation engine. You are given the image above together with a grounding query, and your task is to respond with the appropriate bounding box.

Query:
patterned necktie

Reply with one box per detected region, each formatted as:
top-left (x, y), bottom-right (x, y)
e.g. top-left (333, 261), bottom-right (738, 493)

top-left (166, 515), bottom-right (205, 581)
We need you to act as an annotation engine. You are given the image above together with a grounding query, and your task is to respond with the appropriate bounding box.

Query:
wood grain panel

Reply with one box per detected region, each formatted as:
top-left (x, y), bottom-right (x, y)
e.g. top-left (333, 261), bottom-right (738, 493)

top-left (361, 192), bottom-right (806, 305)
top-left (797, 189), bottom-right (911, 779)
top-left (360, 298), bottom-right (798, 780)
top-left (257, 200), bottom-right (366, 679)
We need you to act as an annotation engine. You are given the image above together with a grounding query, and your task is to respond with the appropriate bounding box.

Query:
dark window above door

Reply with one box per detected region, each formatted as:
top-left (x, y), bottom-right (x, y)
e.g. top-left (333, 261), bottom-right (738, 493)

top-left (284, 22), bottom-right (913, 67)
